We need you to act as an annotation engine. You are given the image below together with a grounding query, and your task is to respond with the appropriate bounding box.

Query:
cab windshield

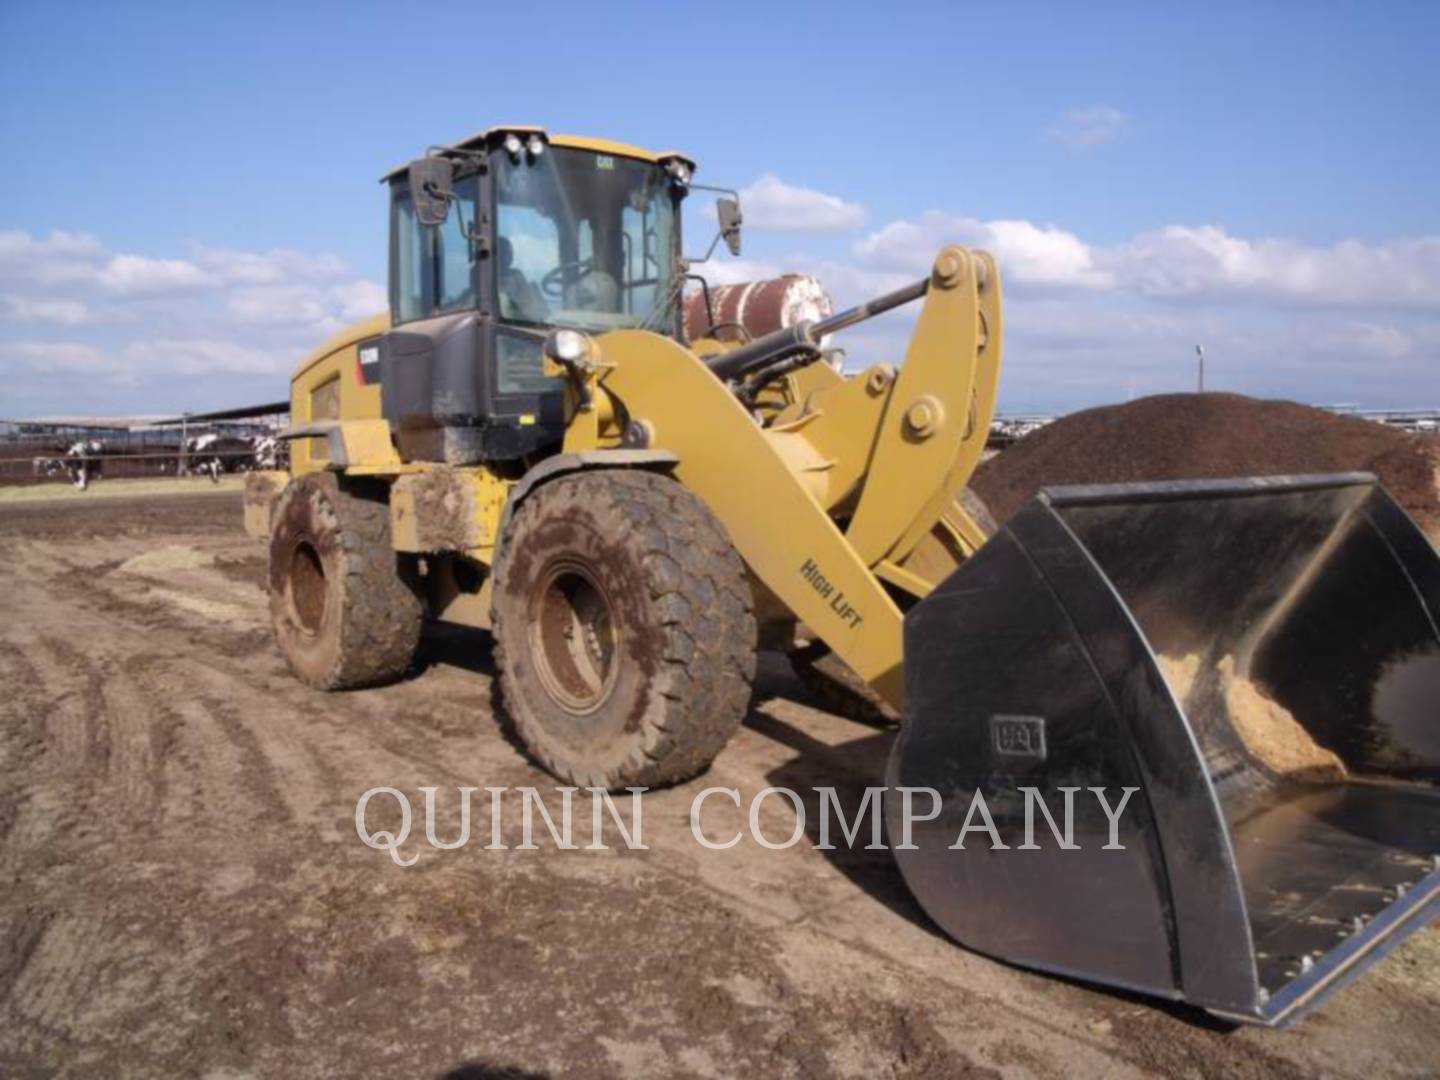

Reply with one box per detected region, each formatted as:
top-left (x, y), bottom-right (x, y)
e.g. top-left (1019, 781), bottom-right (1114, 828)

top-left (494, 146), bottom-right (679, 332)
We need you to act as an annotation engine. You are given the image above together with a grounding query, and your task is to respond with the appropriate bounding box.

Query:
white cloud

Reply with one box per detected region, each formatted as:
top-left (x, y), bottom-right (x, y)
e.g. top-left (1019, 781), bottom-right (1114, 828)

top-left (0, 230), bottom-right (365, 300)
top-left (123, 339), bottom-right (285, 375)
top-left (0, 295), bottom-right (89, 324)
top-left (1106, 226), bottom-right (1440, 308)
top-left (0, 229), bottom-right (106, 289)
top-left (738, 174), bottom-right (867, 232)
top-left (4, 206), bottom-right (1438, 418)
top-left (0, 341), bottom-right (114, 372)
top-left (221, 279), bottom-right (384, 331)
top-left (1047, 105), bottom-right (1129, 151)
top-left (850, 213), bottom-right (1440, 309)
top-left (1320, 321), bottom-right (1412, 360)
top-left (686, 256), bottom-right (784, 288)
top-left (193, 246), bottom-right (351, 285)
top-left (96, 254), bottom-right (214, 294)
top-left (675, 208), bottom-right (1440, 410)
top-left (855, 212), bottom-right (1111, 289)
top-left (226, 285), bottom-right (335, 326)
top-left (0, 228), bottom-right (386, 415)
top-left (330, 280), bottom-right (387, 322)
top-left (0, 229), bottom-right (103, 259)
top-left (698, 201), bottom-right (1440, 409)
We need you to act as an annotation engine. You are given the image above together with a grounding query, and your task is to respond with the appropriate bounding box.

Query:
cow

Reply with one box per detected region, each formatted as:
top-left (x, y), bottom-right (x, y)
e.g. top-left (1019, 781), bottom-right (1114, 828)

top-left (185, 433), bottom-right (268, 480)
top-left (61, 439), bottom-right (104, 490)
top-left (185, 434), bottom-right (225, 482)
top-left (252, 434), bottom-right (282, 470)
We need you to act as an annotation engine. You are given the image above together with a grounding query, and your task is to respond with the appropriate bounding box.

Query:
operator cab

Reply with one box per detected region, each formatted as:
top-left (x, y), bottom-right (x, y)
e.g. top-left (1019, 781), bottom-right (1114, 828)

top-left (378, 127), bottom-right (695, 465)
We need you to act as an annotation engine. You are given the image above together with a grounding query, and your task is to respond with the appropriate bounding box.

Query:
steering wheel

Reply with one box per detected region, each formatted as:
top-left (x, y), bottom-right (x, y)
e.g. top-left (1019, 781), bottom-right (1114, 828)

top-left (541, 257), bottom-right (596, 298)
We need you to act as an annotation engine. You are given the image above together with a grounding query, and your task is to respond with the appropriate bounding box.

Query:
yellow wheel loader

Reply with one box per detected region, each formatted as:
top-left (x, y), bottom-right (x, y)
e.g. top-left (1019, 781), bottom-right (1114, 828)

top-left (247, 126), bottom-right (1440, 1026)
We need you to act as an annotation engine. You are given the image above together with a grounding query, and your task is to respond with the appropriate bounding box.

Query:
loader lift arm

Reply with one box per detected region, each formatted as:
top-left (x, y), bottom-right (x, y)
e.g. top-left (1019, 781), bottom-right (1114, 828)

top-left (593, 246), bottom-right (1003, 712)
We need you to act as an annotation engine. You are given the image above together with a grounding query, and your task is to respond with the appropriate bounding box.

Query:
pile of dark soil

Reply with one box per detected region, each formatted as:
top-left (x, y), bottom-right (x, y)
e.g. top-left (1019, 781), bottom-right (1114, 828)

top-left (973, 393), bottom-right (1440, 534)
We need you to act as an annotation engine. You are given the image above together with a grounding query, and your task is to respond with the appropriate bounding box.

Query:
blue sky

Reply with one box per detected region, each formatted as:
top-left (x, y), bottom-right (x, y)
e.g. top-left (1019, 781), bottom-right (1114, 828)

top-left (2, 0), bottom-right (1437, 417)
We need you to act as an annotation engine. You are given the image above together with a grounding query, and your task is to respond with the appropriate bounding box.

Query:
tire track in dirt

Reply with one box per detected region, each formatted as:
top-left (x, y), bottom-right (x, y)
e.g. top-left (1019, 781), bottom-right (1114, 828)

top-left (0, 906), bottom-right (54, 1010)
top-left (167, 650), bottom-right (468, 837)
top-left (1, 538), bottom-right (263, 857)
top-left (22, 535), bottom-right (273, 662)
top-left (0, 642), bottom-right (47, 851)
top-left (7, 912), bottom-right (107, 1038)
top-left (197, 689), bottom-right (299, 828)
top-left (295, 666), bottom-right (511, 792)
top-left (95, 666), bottom-right (168, 823)
top-left (32, 637), bottom-right (109, 778)
top-left (127, 649), bottom-right (290, 838)
top-left (160, 696), bottom-right (257, 836)
top-left (9, 530), bottom-right (482, 824)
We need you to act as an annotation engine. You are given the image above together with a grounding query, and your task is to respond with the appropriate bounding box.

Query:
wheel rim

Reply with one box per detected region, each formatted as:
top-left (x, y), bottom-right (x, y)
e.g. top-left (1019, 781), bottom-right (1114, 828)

top-left (288, 539), bottom-right (328, 635)
top-left (530, 560), bottom-right (620, 714)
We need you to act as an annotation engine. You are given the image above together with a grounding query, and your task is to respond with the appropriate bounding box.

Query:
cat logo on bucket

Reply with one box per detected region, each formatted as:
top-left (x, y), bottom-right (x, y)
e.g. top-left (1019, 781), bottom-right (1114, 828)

top-left (991, 715), bottom-right (1047, 760)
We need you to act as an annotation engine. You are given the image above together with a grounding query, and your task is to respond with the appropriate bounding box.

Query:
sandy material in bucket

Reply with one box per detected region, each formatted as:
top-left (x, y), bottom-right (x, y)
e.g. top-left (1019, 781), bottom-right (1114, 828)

top-left (1156, 653), bottom-right (1200, 702)
top-left (1158, 652), bottom-right (1346, 780)
top-left (1217, 656), bottom-right (1347, 780)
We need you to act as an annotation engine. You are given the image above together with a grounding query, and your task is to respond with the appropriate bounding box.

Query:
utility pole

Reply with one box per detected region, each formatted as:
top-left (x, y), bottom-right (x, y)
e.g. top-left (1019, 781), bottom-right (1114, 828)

top-left (1195, 345), bottom-right (1205, 393)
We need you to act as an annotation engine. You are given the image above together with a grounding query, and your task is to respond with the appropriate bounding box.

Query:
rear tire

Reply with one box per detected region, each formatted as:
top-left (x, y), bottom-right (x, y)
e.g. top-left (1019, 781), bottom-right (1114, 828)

top-left (491, 469), bottom-right (757, 789)
top-left (268, 473), bottom-right (422, 689)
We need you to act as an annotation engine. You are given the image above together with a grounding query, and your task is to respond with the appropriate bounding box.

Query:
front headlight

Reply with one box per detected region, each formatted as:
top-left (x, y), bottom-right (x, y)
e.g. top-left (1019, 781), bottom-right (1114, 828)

top-left (545, 328), bottom-right (592, 365)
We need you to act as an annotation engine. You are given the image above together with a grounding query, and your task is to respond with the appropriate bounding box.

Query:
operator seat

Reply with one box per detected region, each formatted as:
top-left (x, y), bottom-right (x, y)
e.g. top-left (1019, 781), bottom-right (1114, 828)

top-left (574, 267), bottom-right (620, 313)
top-left (496, 237), bottom-right (549, 323)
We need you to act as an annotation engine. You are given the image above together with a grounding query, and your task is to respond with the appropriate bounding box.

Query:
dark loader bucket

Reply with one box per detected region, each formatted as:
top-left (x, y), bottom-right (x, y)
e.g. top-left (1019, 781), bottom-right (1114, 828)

top-left (886, 473), bottom-right (1439, 1025)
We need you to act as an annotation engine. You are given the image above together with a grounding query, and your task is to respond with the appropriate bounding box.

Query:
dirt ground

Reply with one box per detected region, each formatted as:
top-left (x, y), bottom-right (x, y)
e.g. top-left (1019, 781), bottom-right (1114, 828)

top-left (1, 490), bottom-right (1437, 1079)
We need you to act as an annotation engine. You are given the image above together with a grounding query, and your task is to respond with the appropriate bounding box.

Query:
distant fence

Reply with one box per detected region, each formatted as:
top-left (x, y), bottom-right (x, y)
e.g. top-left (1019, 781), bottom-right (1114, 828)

top-left (3, 450), bottom-right (277, 484)
top-left (0, 424), bottom-right (285, 485)
top-left (1319, 406), bottom-right (1438, 434)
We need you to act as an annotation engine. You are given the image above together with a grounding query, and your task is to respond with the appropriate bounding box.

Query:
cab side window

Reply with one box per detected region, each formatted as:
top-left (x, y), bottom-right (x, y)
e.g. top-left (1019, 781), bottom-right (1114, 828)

top-left (435, 174), bottom-right (479, 313)
top-left (390, 173), bottom-right (480, 323)
top-left (392, 188), bottom-right (426, 323)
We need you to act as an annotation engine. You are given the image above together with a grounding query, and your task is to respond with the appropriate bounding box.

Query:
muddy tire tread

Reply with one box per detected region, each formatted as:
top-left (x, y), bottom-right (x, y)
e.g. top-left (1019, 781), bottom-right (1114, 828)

top-left (491, 469), bottom-right (756, 789)
top-left (269, 474), bottom-right (421, 690)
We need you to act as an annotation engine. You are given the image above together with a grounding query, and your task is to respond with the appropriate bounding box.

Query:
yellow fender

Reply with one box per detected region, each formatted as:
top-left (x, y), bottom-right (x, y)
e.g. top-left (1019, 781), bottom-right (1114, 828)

top-left (598, 330), bottom-right (908, 709)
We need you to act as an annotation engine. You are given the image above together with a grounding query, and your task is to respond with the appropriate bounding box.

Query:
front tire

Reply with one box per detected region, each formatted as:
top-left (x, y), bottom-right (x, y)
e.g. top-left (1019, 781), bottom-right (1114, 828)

top-left (491, 469), bottom-right (757, 789)
top-left (268, 474), bottom-right (421, 689)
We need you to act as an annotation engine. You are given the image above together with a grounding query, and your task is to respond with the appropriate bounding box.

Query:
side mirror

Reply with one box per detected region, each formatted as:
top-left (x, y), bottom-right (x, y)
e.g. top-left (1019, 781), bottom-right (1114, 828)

top-left (717, 197), bottom-right (743, 256)
top-left (408, 157), bottom-right (454, 227)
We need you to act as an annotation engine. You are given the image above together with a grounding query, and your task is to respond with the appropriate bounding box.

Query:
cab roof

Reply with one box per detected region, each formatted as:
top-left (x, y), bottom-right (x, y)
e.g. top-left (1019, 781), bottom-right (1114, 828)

top-left (381, 126), bottom-right (695, 182)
